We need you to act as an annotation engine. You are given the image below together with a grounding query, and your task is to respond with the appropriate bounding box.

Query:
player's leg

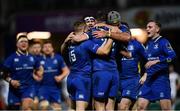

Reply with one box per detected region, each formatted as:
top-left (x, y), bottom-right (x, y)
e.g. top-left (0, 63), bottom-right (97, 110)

top-left (93, 71), bottom-right (111, 110)
top-left (39, 100), bottom-right (50, 110)
top-left (38, 87), bottom-right (50, 110)
top-left (94, 98), bottom-right (106, 111)
top-left (137, 98), bottom-right (149, 111)
top-left (67, 74), bottom-right (77, 110)
top-left (51, 102), bottom-right (61, 111)
top-left (8, 89), bottom-right (21, 110)
top-left (106, 97), bottom-right (116, 110)
top-left (160, 99), bottom-right (171, 111)
top-left (33, 82), bottom-right (40, 110)
top-left (22, 98), bottom-right (34, 110)
top-left (76, 101), bottom-right (88, 111)
top-left (106, 70), bottom-right (119, 110)
top-left (119, 98), bottom-right (132, 110)
top-left (137, 83), bottom-right (151, 111)
top-left (119, 77), bottom-right (140, 110)
top-left (152, 77), bottom-right (171, 111)
top-left (7, 90), bottom-right (21, 110)
top-left (33, 96), bottom-right (39, 110)
top-left (21, 86), bottom-right (35, 110)
top-left (74, 76), bottom-right (91, 110)
top-left (50, 88), bottom-right (62, 110)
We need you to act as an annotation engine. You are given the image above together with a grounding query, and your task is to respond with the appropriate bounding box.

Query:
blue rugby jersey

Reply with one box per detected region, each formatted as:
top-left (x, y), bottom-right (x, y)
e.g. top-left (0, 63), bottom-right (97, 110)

top-left (68, 40), bottom-right (99, 75)
top-left (145, 36), bottom-right (176, 76)
top-left (120, 39), bottom-right (146, 78)
top-left (119, 23), bottom-right (130, 33)
top-left (87, 26), bottom-right (118, 71)
top-left (39, 54), bottom-right (66, 87)
top-left (3, 51), bottom-right (40, 88)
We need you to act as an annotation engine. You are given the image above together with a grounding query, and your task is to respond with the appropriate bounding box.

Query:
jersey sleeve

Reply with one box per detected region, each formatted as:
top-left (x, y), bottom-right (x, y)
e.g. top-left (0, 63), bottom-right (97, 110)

top-left (136, 41), bottom-right (147, 60)
top-left (120, 24), bottom-right (130, 34)
top-left (33, 56), bottom-right (41, 69)
top-left (159, 39), bottom-right (176, 63)
top-left (3, 55), bottom-right (13, 71)
top-left (58, 55), bottom-right (67, 69)
top-left (84, 40), bottom-right (100, 54)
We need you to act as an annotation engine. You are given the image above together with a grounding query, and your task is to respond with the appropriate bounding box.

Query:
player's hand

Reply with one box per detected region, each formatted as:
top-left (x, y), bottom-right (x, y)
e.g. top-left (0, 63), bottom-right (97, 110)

top-left (145, 60), bottom-right (160, 69)
top-left (37, 65), bottom-right (44, 77)
top-left (120, 50), bottom-right (132, 58)
top-left (64, 32), bottom-right (74, 44)
top-left (10, 80), bottom-right (20, 88)
top-left (139, 73), bottom-right (147, 84)
top-left (33, 73), bottom-right (42, 82)
top-left (93, 30), bottom-right (108, 38)
top-left (54, 76), bottom-right (63, 83)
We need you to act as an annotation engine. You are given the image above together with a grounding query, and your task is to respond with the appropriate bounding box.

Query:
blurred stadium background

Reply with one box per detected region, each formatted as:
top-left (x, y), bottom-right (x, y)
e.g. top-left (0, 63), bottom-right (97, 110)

top-left (0, 0), bottom-right (180, 110)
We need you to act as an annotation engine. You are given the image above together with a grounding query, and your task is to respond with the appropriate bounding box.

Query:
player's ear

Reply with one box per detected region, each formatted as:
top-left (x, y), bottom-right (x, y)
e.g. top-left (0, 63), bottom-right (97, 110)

top-left (156, 26), bottom-right (160, 33)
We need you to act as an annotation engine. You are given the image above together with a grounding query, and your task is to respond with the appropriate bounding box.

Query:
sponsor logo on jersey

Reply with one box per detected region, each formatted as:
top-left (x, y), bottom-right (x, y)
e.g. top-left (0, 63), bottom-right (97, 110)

top-left (78, 94), bottom-right (84, 99)
top-left (40, 61), bottom-right (45, 65)
top-left (53, 59), bottom-right (58, 64)
top-left (30, 57), bottom-right (34, 62)
top-left (14, 58), bottom-right (19, 62)
top-left (154, 44), bottom-right (159, 49)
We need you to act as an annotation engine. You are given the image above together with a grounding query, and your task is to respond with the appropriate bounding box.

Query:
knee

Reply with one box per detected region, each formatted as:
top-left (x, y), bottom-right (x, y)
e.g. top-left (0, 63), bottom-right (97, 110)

top-left (161, 104), bottom-right (171, 110)
top-left (137, 102), bottom-right (147, 110)
top-left (119, 102), bottom-right (130, 110)
top-left (39, 100), bottom-right (50, 110)
top-left (22, 99), bottom-right (34, 110)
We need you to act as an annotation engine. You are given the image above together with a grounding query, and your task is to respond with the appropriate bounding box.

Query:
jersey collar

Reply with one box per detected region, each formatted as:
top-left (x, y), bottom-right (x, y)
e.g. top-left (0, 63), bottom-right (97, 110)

top-left (43, 53), bottom-right (55, 59)
top-left (152, 36), bottom-right (162, 43)
top-left (16, 49), bottom-right (28, 56)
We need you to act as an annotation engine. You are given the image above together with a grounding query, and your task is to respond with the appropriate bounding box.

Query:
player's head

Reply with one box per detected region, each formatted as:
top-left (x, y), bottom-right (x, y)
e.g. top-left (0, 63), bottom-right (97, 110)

top-left (73, 21), bottom-right (86, 33)
top-left (84, 16), bottom-right (96, 28)
top-left (42, 40), bottom-right (54, 55)
top-left (107, 11), bottom-right (121, 26)
top-left (95, 10), bottom-right (107, 23)
top-left (16, 32), bottom-right (29, 52)
top-left (146, 20), bottom-right (161, 38)
top-left (29, 41), bottom-right (42, 55)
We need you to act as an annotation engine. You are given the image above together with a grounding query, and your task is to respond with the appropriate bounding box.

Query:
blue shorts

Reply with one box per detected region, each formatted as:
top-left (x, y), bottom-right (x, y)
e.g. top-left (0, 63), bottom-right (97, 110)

top-left (120, 77), bottom-right (141, 101)
top-left (38, 86), bottom-right (61, 103)
top-left (67, 73), bottom-right (91, 102)
top-left (138, 74), bottom-right (171, 101)
top-left (93, 70), bottom-right (119, 99)
top-left (8, 85), bottom-right (35, 105)
top-left (34, 81), bottom-right (40, 97)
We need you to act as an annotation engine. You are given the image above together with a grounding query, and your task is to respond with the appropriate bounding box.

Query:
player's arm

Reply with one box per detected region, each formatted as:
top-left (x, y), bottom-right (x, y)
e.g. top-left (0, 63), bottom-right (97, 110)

top-left (120, 50), bottom-right (132, 58)
top-left (33, 65), bottom-right (44, 81)
top-left (109, 31), bottom-right (131, 42)
top-left (93, 24), bottom-right (131, 42)
top-left (139, 73), bottom-right (147, 84)
top-left (2, 67), bottom-right (20, 88)
top-left (145, 39), bottom-right (176, 69)
top-left (3, 57), bottom-right (20, 88)
top-left (54, 66), bottom-right (70, 83)
top-left (61, 32), bottom-right (74, 54)
top-left (96, 38), bottom-right (113, 55)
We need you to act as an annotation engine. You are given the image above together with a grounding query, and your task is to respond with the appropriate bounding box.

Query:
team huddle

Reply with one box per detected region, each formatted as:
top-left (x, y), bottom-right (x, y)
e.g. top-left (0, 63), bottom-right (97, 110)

top-left (1, 10), bottom-right (176, 111)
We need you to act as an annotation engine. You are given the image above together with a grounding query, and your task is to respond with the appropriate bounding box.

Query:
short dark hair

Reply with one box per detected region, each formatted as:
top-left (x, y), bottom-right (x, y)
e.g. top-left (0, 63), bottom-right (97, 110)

top-left (148, 20), bottom-right (161, 28)
top-left (95, 10), bottom-right (108, 22)
top-left (32, 41), bottom-right (41, 45)
top-left (73, 21), bottom-right (86, 32)
top-left (43, 40), bottom-right (53, 47)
